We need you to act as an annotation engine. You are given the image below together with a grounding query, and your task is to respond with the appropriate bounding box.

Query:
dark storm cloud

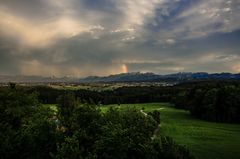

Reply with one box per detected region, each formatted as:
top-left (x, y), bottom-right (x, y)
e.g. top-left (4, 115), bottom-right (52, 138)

top-left (0, 0), bottom-right (240, 76)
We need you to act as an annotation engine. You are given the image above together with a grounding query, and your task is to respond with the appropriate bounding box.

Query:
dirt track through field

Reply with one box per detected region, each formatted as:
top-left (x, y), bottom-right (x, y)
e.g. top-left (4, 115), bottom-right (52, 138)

top-left (140, 109), bottom-right (161, 140)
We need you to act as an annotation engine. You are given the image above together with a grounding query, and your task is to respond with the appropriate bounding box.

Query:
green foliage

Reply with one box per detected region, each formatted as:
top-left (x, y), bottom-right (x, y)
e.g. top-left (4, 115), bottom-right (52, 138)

top-left (57, 93), bottom-right (79, 127)
top-left (103, 103), bottom-right (240, 159)
top-left (55, 98), bottom-right (194, 159)
top-left (0, 89), bottom-right (38, 129)
top-left (19, 106), bottom-right (58, 159)
top-left (0, 88), bottom-right (194, 159)
top-left (172, 91), bottom-right (188, 109)
top-left (0, 88), bottom-right (57, 159)
top-left (16, 85), bottom-right (178, 105)
top-left (160, 103), bottom-right (240, 159)
top-left (148, 110), bottom-right (161, 124)
top-left (147, 136), bottom-right (195, 159)
top-left (95, 107), bottom-right (157, 159)
top-left (172, 84), bottom-right (240, 123)
top-left (8, 82), bottom-right (16, 90)
top-left (56, 135), bottom-right (84, 159)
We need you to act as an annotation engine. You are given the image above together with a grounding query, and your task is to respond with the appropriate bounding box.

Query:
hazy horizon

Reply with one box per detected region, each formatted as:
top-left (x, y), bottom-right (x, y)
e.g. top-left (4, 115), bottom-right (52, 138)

top-left (0, 0), bottom-right (240, 77)
top-left (1, 71), bottom-right (240, 79)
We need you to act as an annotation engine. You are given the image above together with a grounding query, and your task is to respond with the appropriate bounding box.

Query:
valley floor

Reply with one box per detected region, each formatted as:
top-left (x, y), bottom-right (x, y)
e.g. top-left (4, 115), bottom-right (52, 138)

top-left (102, 103), bottom-right (240, 159)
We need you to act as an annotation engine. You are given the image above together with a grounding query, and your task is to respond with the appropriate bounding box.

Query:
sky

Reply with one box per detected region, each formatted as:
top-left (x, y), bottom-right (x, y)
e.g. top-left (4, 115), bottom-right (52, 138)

top-left (0, 0), bottom-right (240, 77)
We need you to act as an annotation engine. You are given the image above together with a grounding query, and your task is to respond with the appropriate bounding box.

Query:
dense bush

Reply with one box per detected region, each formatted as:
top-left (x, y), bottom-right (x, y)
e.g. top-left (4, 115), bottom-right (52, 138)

top-left (0, 88), bottom-right (194, 159)
top-left (0, 88), bottom-right (58, 159)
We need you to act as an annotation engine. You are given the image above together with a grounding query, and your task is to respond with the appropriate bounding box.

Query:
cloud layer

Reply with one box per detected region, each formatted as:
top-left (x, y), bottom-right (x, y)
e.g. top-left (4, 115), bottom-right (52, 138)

top-left (0, 0), bottom-right (240, 77)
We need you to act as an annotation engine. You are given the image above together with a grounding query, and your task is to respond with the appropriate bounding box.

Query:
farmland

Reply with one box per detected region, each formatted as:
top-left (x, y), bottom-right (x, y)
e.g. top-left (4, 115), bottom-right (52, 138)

top-left (1, 82), bottom-right (240, 159)
top-left (101, 103), bottom-right (240, 159)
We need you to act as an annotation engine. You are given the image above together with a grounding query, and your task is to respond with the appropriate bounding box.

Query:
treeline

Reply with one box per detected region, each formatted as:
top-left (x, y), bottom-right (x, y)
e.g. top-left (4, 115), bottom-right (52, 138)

top-left (1, 80), bottom-right (240, 124)
top-left (172, 82), bottom-right (240, 123)
top-left (12, 85), bottom-right (180, 105)
top-left (0, 87), bottom-right (194, 159)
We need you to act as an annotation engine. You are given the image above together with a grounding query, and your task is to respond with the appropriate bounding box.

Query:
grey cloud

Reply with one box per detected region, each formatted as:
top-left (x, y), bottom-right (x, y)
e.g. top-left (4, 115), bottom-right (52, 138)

top-left (0, 0), bottom-right (58, 22)
top-left (146, 0), bottom-right (240, 44)
top-left (0, 0), bottom-right (240, 76)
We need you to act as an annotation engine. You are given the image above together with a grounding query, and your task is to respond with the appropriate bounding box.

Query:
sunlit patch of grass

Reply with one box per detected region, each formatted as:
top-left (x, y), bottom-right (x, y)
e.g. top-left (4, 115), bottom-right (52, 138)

top-left (101, 103), bottom-right (240, 159)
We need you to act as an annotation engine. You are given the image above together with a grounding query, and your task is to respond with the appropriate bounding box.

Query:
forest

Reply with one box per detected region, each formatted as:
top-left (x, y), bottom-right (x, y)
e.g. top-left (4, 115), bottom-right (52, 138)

top-left (172, 81), bottom-right (240, 123)
top-left (0, 81), bottom-right (240, 159)
top-left (6, 81), bottom-right (240, 123)
top-left (0, 85), bottom-right (193, 159)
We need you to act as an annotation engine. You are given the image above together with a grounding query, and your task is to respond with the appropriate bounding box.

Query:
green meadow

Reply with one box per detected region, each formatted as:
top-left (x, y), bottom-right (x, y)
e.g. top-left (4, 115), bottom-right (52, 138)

top-left (101, 103), bottom-right (240, 159)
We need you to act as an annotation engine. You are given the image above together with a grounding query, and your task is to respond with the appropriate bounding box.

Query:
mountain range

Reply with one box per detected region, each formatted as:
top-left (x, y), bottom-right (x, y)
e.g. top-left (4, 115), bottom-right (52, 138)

top-left (0, 72), bottom-right (240, 84)
top-left (79, 72), bottom-right (240, 83)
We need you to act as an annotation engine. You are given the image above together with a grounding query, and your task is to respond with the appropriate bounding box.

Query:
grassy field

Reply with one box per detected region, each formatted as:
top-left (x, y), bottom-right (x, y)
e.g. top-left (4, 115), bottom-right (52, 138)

top-left (102, 103), bottom-right (240, 159)
top-left (100, 103), bottom-right (168, 113)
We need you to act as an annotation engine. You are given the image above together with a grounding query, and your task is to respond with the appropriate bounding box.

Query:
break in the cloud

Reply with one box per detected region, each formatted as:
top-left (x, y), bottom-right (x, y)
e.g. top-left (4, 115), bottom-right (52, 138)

top-left (0, 0), bottom-right (240, 77)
